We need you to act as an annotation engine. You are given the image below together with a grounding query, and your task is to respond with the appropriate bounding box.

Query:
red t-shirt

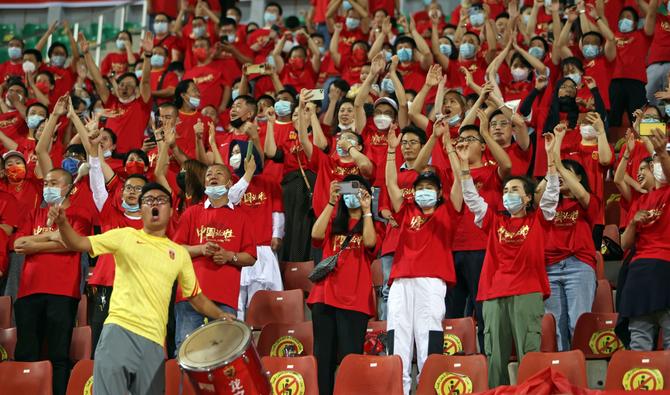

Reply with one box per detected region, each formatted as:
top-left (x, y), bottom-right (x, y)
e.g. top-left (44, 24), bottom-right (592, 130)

top-left (269, 124), bottom-right (314, 176)
top-left (477, 209), bottom-right (551, 301)
top-left (618, 141), bottom-right (651, 227)
top-left (310, 148), bottom-right (373, 216)
top-left (397, 62), bottom-right (427, 95)
top-left (181, 20), bottom-right (218, 71)
top-left (612, 30), bottom-right (652, 82)
top-left (379, 167), bottom-right (418, 256)
top-left (391, 201), bottom-right (461, 285)
top-left (153, 34), bottom-right (184, 61)
top-left (149, 68), bottom-right (179, 106)
top-left (0, 60), bottom-right (23, 81)
top-left (16, 204), bottom-right (93, 299)
top-left (0, 191), bottom-right (17, 273)
top-left (247, 28), bottom-right (276, 66)
top-left (628, 185), bottom-right (670, 261)
top-left (175, 110), bottom-right (210, 159)
top-left (648, 14), bottom-right (670, 65)
top-left (1, 176), bottom-right (41, 213)
top-left (307, 218), bottom-right (383, 316)
top-left (280, 64), bottom-right (318, 92)
top-left (0, 110), bottom-right (28, 148)
top-left (448, 56), bottom-right (488, 96)
top-left (88, 199), bottom-right (143, 287)
top-left (369, 0), bottom-right (395, 15)
top-left (215, 38), bottom-right (253, 85)
top-left (453, 165), bottom-right (502, 251)
top-left (545, 195), bottom-right (599, 269)
top-left (174, 203), bottom-right (257, 308)
top-left (581, 57), bottom-right (613, 109)
top-left (151, 0), bottom-right (179, 18)
top-left (310, 0), bottom-right (328, 24)
top-left (183, 62), bottom-right (226, 109)
top-left (101, 52), bottom-right (138, 77)
top-left (238, 175), bottom-right (283, 246)
top-left (42, 64), bottom-right (76, 102)
top-left (362, 124), bottom-right (391, 188)
top-left (103, 95), bottom-right (152, 153)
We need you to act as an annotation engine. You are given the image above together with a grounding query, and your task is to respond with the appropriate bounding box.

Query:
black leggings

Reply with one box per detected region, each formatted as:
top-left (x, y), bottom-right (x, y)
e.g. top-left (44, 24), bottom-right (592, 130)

top-left (311, 303), bottom-right (369, 395)
top-left (609, 78), bottom-right (647, 127)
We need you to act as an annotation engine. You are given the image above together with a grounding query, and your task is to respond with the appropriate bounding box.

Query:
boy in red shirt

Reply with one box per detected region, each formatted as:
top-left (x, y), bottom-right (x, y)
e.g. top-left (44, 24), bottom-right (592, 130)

top-left (183, 37), bottom-right (228, 111)
top-left (644, 0), bottom-right (670, 105)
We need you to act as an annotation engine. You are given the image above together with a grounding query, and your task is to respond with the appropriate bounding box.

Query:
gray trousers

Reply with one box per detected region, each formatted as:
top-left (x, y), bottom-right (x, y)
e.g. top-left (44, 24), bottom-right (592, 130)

top-left (646, 62), bottom-right (670, 106)
top-left (629, 309), bottom-right (670, 351)
top-left (93, 323), bottom-right (165, 395)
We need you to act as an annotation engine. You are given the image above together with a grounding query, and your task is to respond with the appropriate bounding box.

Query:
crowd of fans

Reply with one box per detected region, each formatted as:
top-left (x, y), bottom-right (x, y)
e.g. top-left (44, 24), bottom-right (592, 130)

top-left (0, 0), bottom-right (670, 394)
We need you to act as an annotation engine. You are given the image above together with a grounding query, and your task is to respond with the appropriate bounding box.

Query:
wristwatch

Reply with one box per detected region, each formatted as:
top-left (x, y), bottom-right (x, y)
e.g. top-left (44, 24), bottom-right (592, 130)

top-left (232, 253), bottom-right (239, 263)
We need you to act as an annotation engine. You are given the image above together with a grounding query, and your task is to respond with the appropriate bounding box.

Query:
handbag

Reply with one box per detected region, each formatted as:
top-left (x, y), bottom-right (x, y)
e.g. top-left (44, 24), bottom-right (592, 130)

top-left (308, 232), bottom-right (355, 283)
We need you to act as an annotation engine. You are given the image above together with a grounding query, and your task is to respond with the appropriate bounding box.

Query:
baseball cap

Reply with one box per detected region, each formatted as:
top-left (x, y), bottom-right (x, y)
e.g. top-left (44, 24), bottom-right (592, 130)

top-left (2, 150), bottom-right (25, 162)
top-left (374, 97), bottom-right (398, 112)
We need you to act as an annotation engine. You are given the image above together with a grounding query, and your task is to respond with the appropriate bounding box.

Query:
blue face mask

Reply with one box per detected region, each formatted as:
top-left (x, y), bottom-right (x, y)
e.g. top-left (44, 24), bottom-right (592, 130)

top-left (528, 46), bottom-right (545, 59)
top-left (116, 39), bottom-right (126, 50)
top-left (665, 106), bottom-right (670, 118)
top-left (618, 18), bottom-right (634, 33)
top-left (343, 193), bottom-right (361, 208)
top-left (121, 200), bottom-right (140, 212)
top-left (566, 73), bottom-right (582, 85)
top-left (336, 146), bottom-right (348, 157)
top-left (274, 100), bottom-right (292, 116)
top-left (470, 12), bottom-right (485, 26)
top-left (439, 44), bottom-right (452, 56)
top-left (231, 89), bottom-right (239, 101)
top-left (343, 0), bottom-right (353, 10)
top-left (192, 26), bottom-right (205, 38)
top-left (189, 96), bottom-right (201, 108)
top-left (319, 46), bottom-right (326, 55)
top-left (7, 46), bottom-right (21, 60)
top-left (27, 114), bottom-right (44, 129)
top-left (502, 192), bottom-right (525, 214)
top-left (61, 157), bottom-right (80, 175)
top-left (346, 17), bottom-right (360, 30)
top-left (81, 96), bottom-right (91, 109)
top-left (150, 54), bottom-right (165, 67)
top-left (205, 185), bottom-right (228, 200)
top-left (582, 44), bottom-right (600, 59)
top-left (264, 11), bottom-right (278, 24)
top-left (43, 187), bottom-right (62, 205)
top-left (51, 55), bottom-right (66, 68)
top-left (381, 78), bottom-right (395, 93)
top-left (459, 43), bottom-right (476, 59)
top-left (397, 47), bottom-right (413, 62)
top-left (414, 189), bottom-right (437, 208)
top-left (423, 0), bottom-right (432, 5)
top-left (448, 113), bottom-right (461, 126)
top-left (384, 51), bottom-right (392, 62)
top-left (522, 14), bottom-right (530, 24)
top-left (266, 55), bottom-right (276, 67)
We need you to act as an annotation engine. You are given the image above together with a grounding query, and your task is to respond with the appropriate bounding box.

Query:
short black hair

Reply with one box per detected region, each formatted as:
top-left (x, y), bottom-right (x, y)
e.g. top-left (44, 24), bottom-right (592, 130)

top-left (530, 36), bottom-right (550, 53)
top-left (116, 72), bottom-right (139, 86)
top-left (459, 124), bottom-right (481, 135)
top-left (48, 42), bottom-right (68, 58)
top-left (266, 2), bottom-right (283, 15)
top-left (27, 102), bottom-right (48, 116)
top-left (234, 94), bottom-right (258, 117)
top-left (561, 57), bottom-right (584, 73)
top-left (116, 29), bottom-right (133, 44)
top-left (65, 144), bottom-right (87, 158)
top-left (6, 78), bottom-right (27, 96)
top-left (401, 125), bottom-right (427, 145)
top-left (463, 31), bottom-right (480, 45)
top-left (48, 167), bottom-right (73, 184)
top-left (582, 31), bottom-right (604, 44)
top-left (36, 70), bottom-right (55, 86)
top-left (124, 149), bottom-right (150, 166)
top-left (101, 128), bottom-right (118, 145)
top-left (331, 78), bottom-right (350, 96)
top-left (220, 17), bottom-right (237, 27)
top-left (495, 12), bottom-right (510, 21)
top-left (174, 79), bottom-right (195, 108)
top-left (285, 16), bottom-right (301, 30)
top-left (619, 6), bottom-right (640, 24)
top-left (395, 35), bottom-right (417, 50)
top-left (561, 159), bottom-right (591, 193)
top-left (23, 48), bottom-right (42, 63)
top-left (139, 182), bottom-right (172, 206)
top-left (126, 174), bottom-right (149, 184)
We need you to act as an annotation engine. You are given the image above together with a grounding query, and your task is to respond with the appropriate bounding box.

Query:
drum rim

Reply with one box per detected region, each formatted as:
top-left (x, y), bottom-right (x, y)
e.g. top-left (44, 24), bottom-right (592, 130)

top-left (177, 319), bottom-right (252, 372)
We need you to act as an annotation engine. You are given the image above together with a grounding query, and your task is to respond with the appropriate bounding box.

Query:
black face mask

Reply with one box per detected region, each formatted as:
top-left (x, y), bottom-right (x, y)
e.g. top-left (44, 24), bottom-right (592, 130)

top-left (557, 96), bottom-right (577, 112)
top-left (176, 171), bottom-right (186, 191)
top-left (230, 116), bottom-right (245, 129)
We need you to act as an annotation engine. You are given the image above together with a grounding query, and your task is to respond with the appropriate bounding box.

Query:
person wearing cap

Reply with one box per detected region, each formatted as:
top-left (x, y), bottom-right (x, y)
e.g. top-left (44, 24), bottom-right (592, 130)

top-left (385, 119), bottom-right (463, 395)
top-left (48, 182), bottom-right (233, 395)
top-left (1, 150), bottom-right (42, 212)
top-left (460, 131), bottom-right (559, 388)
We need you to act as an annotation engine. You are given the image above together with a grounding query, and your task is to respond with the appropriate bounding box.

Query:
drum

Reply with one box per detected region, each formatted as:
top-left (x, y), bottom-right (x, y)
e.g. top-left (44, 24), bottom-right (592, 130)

top-left (178, 319), bottom-right (271, 395)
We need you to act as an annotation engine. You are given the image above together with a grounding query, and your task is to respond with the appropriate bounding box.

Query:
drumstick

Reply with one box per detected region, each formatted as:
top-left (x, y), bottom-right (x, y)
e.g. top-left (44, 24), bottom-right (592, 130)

top-left (46, 163), bottom-right (90, 227)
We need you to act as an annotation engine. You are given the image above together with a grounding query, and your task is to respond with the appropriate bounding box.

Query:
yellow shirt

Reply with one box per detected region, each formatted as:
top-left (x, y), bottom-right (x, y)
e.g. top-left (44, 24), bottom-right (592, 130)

top-left (88, 227), bottom-right (201, 345)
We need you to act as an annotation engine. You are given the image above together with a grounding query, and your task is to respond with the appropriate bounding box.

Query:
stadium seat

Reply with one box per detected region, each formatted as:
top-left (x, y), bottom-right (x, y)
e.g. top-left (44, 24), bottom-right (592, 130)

top-left (333, 354), bottom-right (403, 395)
top-left (261, 356), bottom-right (319, 395)
top-left (603, 224), bottom-right (620, 246)
top-left (0, 327), bottom-right (16, 361)
top-left (281, 261), bottom-right (314, 294)
top-left (595, 252), bottom-right (606, 281)
top-left (76, 297), bottom-right (87, 327)
top-left (69, 326), bottom-right (92, 363)
top-left (442, 317), bottom-right (477, 355)
top-left (65, 360), bottom-right (94, 395)
top-left (0, 295), bottom-right (11, 328)
top-left (416, 354), bottom-right (489, 394)
top-left (592, 279), bottom-right (615, 313)
top-left (256, 321), bottom-right (314, 357)
top-left (165, 359), bottom-right (196, 395)
top-left (0, 360), bottom-right (53, 394)
top-left (245, 290), bottom-right (305, 330)
top-left (517, 350), bottom-right (587, 387)
top-left (365, 320), bottom-right (388, 355)
top-left (371, 259), bottom-right (383, 288)
top-left (571, 312), bottom-right (622, 359)
top-left (605, 350), bottom-right (670, 391)
top-left (367, 320), bottom-right (387, 332)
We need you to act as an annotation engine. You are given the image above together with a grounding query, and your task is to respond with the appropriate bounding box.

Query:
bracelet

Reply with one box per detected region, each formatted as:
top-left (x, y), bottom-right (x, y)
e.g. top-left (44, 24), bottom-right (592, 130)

top-left (447, 150), bottom-right (456, 154)
top-left (387, 150), bottom-right (395, 154)
top-left (623, 155), bottom-right (630, 160)
top-left (144, 53), bottom-right (152, 58)
top-left (347, 146), bottom-right (355, 153)
top-left (328, 201), bottom-right (336, 207)
top-left (461, 170), bottom-right (471, 176)
top-left (363, 213), bottom-right (372, 218)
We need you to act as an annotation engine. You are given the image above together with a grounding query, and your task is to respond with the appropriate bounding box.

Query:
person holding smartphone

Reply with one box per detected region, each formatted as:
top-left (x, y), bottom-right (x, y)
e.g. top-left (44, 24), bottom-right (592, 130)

top-left (308, 175), bottom-right (382, 395)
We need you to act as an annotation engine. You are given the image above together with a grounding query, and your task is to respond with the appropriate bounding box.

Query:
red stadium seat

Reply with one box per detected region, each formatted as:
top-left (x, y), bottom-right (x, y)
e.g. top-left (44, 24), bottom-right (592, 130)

top-left (571, 312), bottom-right (622, 359)
top-left (603, 224), bottom-right (620, 246)
top-left (605, 350), bottom-right (670, 391)
top-left (517, 350), bottom-right (587, 387)
top-left (0, 327), bottom-right (16, 361)
top-left (65, 360), bottom-right (94, 395)
top-left (0, 360), bottom-right (53, 394)
top-left (245, 290), bottom-right (305, 330)
top-left (261, 356), bottom-right (319, 395)
top-left (76, 297), bottom-right (87, 327)
top-left (256, 321), bottom-right (314, 357)
top-left (442, 317), bottom-right (477, 355)
top-left (592, 279), bottom-right (615, 313)
top-left (365, 320), bottom-right (388, 355)
top-left (333, 354), bottom-right (403, 395)
top-left (282, 261), bottom-right (314, 294)
top-left (416, 354), bottom-right (489, 394)
top-left (595, 252), bottom-right (606, 281)
top-left (0, 295), bottom-right (11, 329)
top-left (165, 359), bottom-right (196, 395)
top-left (371, 259), bottom-right (383, 288)
top-left (367, 320), bottom-right (387, 332)
top-left (69, 326), bottom-right (92, 363)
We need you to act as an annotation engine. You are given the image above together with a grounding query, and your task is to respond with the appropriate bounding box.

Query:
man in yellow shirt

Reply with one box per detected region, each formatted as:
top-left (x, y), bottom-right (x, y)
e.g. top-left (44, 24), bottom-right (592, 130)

top-left (50, 183), bottom-right (234, 395)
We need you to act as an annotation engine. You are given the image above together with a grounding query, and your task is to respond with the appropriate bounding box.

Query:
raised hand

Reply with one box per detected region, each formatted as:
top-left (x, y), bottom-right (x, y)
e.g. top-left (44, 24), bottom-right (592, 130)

top-left (328, 180), bottom-right (341, 205)
top-left (359, 189), bottom-right (372, 212)
top-left (142, 31), bottom-right (154, 53)
top-left (583, 76), bottom-right (597, 89)
top-left (387, 123), bottom-right (400, 150)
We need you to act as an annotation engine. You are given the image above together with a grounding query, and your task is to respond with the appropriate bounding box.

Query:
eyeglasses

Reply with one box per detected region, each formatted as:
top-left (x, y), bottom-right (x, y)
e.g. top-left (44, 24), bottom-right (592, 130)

top-left (456, 136), bottom-right (483, 143)
top-left (141, 196), bottom-right (171, 206)
top-left (124, 185), bottom-right (143, 193)
top-left (400, 140), bottom-right (421, 146)
top-left (490, 120), bottom-right (509, 128)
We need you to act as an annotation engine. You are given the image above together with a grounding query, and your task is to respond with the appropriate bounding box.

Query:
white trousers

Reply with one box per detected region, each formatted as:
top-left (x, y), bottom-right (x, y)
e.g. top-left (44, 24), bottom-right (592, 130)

top-left (387, 277), bottom-right (446, 395)
top-left (237, 246), bottom-right (283, 321)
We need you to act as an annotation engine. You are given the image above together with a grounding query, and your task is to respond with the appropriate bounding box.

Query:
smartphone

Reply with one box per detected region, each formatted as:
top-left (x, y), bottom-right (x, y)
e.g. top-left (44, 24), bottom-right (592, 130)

top-left (246, 64), bottom-right (266, 74)
top-left (246, 143), bottom-right (254, 161)
top-left (639, 122), bottom-right (667, 136)
top-left (220, 35), bottom-right (229, 43)
top-left (338, 181), bottom-right (360, 195)
top-left (305, 88), bottom-right (324, 101)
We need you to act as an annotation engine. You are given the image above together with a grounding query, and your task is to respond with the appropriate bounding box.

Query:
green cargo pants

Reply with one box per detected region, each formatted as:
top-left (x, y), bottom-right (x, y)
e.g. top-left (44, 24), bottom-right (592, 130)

top-left (483, 292), bottom-right (544, 388)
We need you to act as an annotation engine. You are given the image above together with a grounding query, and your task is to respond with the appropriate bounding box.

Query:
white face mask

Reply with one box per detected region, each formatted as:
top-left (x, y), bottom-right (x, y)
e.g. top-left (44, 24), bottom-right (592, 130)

top-left (511, 67), bottom-right (530, 82)
top-left (653, 162), bottom-right (667, 184)
top-left (338, 122), bottom-right (354, 131)
top-left (580, 124), bottom-right (598, 139)
top-left (230, 152), bottom-right (242, 170)
top-left (373, 114), bottom-right (393, 130)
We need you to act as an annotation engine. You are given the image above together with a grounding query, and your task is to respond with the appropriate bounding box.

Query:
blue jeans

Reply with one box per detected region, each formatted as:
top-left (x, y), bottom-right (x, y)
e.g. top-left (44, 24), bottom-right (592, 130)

top-left (174, 300), bottom-right (236, 357)
top-left (646, 62), bottom-right (670, 106)
top-left (379, 254), bottom-right (394, 320)
top-left (544, 256), bottom-right (596, 351)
